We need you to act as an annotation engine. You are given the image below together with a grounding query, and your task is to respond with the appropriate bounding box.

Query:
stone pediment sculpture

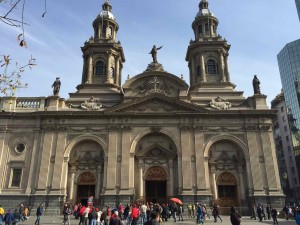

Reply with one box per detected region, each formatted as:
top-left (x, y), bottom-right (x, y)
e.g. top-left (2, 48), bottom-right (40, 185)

top-left (69, 96), bottom-right (103, 110)
top-left (209, 96), bottom-right (232, 110)
top-left (105, 94), bottom-right (206, 113)
top-left (137, 76), bottom-right (173, 96)
top-left (145, 62), bottom-right (165, 72)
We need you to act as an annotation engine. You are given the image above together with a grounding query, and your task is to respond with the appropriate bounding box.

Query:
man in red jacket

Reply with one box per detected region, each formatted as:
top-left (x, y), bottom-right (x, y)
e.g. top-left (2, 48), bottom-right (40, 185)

top-left (130, 205), bottom-right (139, 225)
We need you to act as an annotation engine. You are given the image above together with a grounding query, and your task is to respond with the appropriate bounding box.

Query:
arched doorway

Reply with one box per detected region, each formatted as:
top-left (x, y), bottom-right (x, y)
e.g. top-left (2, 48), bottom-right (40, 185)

top-left (135, 132), bottom-right (177, 203)
top-left (208, 140), bottom-right (246, 214)
top-left (68, 140), bottom-right (104, 205)
top-left (77, 172), bottom-right (96, 206)
top-left (216, 172), bottom-right (238, 214)
top-left (145, 166), bottom-right (167, 204)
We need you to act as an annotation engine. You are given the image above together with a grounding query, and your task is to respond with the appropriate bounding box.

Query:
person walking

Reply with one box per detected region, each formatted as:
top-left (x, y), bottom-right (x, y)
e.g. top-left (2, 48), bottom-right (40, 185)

top-left (109, 211), bottom-right (123, 225)
top-left (266, 204), bottom-right (271, 220)
top-left (62, 203), bottom-right (71, 225)
top-left (12, 209), bottom-right (20, 225)
top-left (130, 204), bottom-right (139, 225)
top-left (271, 207), bottom-right (279, 225)
top-left (144, 211), bottom-right (160, 225)
top-left (141, 203), bottom-right (147, 224)
top-left (34, 204), bottom-right (43, 225)
top-left (0, 205), bottom-right (4, 224)
top-left (3, 209), bottom-right (14, 225)
top-left (177, 204), bottom-right (183, 221)
top-left (212, 202), bottom-right (222, 222)
top-left (296, 208), bottom-right (300, 225)
top-left (196, 203), bottom-right (203, 225)
top-left (230, 207), bottom-right (241, 225)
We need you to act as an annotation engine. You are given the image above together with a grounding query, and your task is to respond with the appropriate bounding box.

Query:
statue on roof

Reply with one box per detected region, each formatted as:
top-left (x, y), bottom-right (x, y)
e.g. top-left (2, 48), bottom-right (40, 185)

top-left (252, 75), bottom-right (261, 95)
top-left (52, 77), bottom-right (61, 96)
top-left (149, 45), bottom-right (162, 63)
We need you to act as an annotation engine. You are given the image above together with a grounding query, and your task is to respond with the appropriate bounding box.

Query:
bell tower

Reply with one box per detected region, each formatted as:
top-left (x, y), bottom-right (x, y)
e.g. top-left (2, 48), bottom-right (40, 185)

top-left (186, 0), bottom-right (245, 105)
top-left (81, 0), bottom-right (125, 86)
top-left (68, 0), bottom-right (125, 106)
top-left (186, 0), bottom-right (232, 90)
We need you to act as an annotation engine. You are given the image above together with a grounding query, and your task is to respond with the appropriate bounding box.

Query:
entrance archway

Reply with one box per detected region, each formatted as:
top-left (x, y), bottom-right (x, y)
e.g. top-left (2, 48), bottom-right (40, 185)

top-left (77, 172), bottom-right (96, 206)
top-left (216, 172), bottom-right (238, 214)
top-left (145, 166), bottom-right (167, 204)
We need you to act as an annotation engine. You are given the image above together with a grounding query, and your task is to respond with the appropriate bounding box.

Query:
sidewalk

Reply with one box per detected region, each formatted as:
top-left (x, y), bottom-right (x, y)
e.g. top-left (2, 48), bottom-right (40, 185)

top-left (22, 215), bottom-right (296, 225)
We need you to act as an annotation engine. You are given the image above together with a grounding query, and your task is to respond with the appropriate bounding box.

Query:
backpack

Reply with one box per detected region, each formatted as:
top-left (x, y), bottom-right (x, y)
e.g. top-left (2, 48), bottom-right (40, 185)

top-left (233, 212), bottom-right (241, 224)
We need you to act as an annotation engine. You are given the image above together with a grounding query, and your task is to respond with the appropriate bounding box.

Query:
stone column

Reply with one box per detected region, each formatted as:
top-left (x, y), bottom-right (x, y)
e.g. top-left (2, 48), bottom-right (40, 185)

top-left (191, 57), bottom-right (195, 84)
top-left (106, 53), bottom-right (111, 83)
top-left (204, 157), bottom-right (210, 189)
top-left (25, 128), bottom-right (41, 194)
top-left (138, 160), bottom-right (144, 198)
top-left (211, 166), bottom-right (218, 200)
top-left (69, 166), bottom-right (76, 201)
top-left (238, 166), bottom-right (246, 200)
top-left (200, 54), bottom-right (206, 82)
top-left (129, 153), bottom-right (135, 192)
top-left (180, 130), bottom-right (192, 191)
top-left (115, 56), bottom-right (120, 86)
top-left (246, 160), bottom-right (254, 195)
top-left (95, 165), bottom-right (102, 199)
top-left (168, 159), bottom-right (174, 197)
top-left (102, 157), bottom-right (108, 193)
top-left (219, 52), bottom-right (226, 82)
top-left (88, 55), bottom-right (93, 83)
top-left (224, 53), bottom-right (230, 82)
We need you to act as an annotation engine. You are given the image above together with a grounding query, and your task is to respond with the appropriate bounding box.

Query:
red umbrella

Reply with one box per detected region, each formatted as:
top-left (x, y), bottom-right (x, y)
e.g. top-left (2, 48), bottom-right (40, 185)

top-left (170, 197), bottom-right (183, 205)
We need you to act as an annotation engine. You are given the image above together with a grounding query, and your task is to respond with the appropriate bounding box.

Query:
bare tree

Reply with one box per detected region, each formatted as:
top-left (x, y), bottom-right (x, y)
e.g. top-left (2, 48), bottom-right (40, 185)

top-left (0, 0), bottom-right (46, 95)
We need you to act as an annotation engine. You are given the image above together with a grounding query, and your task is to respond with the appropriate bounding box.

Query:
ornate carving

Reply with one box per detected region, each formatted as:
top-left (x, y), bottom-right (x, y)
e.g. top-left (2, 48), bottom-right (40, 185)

top-left (108, 125), bottom-right (132, 131)
top-left (179, 124), bottom-right (194, 130)
top-left (137, 76), bottom-right (173, 96)
top-left (150, 126), bottom-right (161, 132)
top-left (245, 125), bottom-right (258, 131)
top-left (77, 172), bottom-right (96, 184)
top-left (145, 62), bottom-right (165, 72)
top-left (217, 172), bottom-right (237, 185)
top-left (68, 96), bottom-right (103, 110)
top-left (145, 166), bottom-right (167, 181)
top-left (9, 134), bottom-right (32, 154)
top-left (209, 96), bottom-right (232, 110)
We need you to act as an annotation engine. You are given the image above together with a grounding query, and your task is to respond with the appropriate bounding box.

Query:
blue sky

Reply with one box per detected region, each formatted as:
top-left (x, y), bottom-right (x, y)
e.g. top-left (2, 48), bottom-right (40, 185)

top-left (0, 0), bottom-right (299, 105)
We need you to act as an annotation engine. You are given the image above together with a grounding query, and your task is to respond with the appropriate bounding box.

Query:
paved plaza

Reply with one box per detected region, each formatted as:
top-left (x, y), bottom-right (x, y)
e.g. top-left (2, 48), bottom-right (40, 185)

top-left (19, 216), bottom-right (296, 225)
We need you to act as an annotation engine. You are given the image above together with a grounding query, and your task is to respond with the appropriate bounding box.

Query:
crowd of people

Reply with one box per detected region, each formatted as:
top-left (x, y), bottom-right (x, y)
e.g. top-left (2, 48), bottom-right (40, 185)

top-left (0, 203), bottom-right (30, 225)
top-left (1, 201), bottom-right (300, 225)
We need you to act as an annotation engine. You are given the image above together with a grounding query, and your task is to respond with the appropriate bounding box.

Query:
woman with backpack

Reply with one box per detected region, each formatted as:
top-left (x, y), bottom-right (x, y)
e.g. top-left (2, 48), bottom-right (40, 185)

top-left (230, 206), bottom-right (241, 225)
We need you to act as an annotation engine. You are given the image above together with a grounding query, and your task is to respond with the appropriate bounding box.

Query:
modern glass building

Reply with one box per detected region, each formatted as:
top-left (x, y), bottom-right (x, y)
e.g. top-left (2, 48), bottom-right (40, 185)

top-left (277, 39), bottom-right (300, 202)
top-left (296, 0), bottom-right (300, 21)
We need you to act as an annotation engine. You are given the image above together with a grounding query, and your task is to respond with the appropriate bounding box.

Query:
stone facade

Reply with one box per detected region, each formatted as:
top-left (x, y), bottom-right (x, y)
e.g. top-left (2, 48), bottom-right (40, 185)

top-left (0, 0), bottom-right (284, 214)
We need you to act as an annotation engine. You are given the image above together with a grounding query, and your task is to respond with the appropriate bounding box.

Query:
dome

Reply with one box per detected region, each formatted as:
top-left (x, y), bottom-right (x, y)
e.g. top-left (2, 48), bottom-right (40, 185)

top-left (100, 10), bottom-right (115, 20)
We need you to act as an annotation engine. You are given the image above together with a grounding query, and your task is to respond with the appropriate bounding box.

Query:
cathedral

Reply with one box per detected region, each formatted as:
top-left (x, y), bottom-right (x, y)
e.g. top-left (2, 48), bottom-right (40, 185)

top-left (0, 0), bottom-right (284, 214)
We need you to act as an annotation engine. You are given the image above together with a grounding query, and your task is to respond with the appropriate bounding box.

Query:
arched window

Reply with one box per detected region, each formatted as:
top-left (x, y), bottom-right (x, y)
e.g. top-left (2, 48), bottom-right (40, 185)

top-left (197, 65), bottom-right (201, 77)
top-left (198, 25), bottom-right (203, 36)
top-left (207, 59), bottom-right (217, 74)
top-left (95, 61), bottom-right (105, 75)
top-left (107, 27), bottom-right (113, 38)
top-left (205, 23), bottom-right (209, 32)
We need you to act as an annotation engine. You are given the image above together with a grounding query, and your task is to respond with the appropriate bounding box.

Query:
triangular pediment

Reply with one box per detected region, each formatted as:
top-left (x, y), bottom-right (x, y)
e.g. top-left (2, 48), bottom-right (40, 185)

top-left (105, 93), bottom-right (207, 113)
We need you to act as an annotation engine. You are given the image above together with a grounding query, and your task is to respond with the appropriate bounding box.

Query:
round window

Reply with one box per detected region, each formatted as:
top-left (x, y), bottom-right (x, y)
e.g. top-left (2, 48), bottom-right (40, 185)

top-left (16, 143), bottom-right (26, 153)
